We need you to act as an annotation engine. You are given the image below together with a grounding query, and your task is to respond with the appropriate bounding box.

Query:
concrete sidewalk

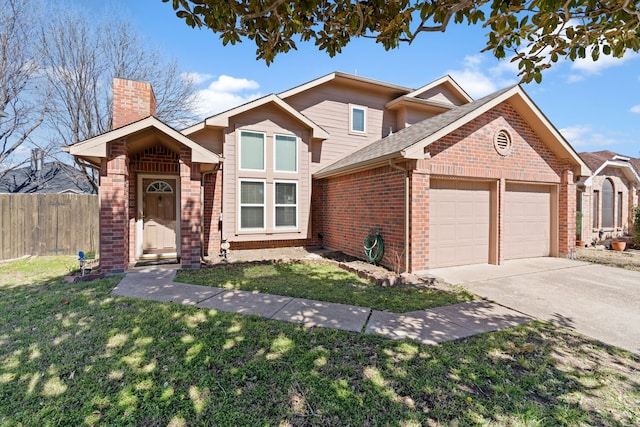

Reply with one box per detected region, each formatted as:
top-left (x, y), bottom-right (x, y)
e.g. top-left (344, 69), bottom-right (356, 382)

top-left (111, 265), bottom-right (533, 345)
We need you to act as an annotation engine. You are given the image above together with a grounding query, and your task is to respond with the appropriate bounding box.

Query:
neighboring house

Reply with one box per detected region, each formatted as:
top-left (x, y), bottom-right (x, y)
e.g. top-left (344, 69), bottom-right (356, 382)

top-left (578, 150), bottom-right (640, 243)
top-left (0, 150), bottom-right (95, 194)
top-left (64, 74), bottom-right (590, 274)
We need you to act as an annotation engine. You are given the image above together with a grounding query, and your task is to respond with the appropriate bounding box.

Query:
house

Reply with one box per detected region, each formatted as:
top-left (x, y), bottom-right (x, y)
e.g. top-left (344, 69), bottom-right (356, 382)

top-left (64, 74), bottom-right (590, 274)
top-left (0, 149), bottom-right (95, 194)
top-left (578, 150), bottom-right (640, 244)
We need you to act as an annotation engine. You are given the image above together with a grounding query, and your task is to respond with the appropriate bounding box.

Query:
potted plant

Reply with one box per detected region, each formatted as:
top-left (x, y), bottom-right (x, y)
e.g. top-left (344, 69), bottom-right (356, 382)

top-left (575, 211), bottom-right (586, 247)
top-left (612, 238), bottom-right (626, 252)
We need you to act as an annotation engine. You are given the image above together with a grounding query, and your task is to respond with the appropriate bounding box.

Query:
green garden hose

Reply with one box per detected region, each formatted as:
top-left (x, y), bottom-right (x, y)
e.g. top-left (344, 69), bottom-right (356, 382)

top-left (363, 232), bottom-right (384, 264)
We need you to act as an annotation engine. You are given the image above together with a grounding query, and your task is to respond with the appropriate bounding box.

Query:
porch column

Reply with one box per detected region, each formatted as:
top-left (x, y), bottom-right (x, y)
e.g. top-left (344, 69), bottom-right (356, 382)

top-left (408, 159), bottom-right (430, 272)
top-left (99, 139), bottom-right (129, 273)
top-left (559, 167), bottom-right (576, 256)
top-left (179, 148), bottom-right (202, 269)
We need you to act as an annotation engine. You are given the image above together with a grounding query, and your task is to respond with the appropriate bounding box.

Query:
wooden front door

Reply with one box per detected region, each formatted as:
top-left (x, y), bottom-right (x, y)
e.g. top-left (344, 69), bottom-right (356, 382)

top-left (142, 179), bottom-right (177, 254)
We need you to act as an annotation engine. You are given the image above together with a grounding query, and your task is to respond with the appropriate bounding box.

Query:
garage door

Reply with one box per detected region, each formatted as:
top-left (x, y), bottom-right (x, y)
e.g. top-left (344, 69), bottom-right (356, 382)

top-left (504, 183), bottom-right (551, 259)
top-left (430, 180), bottom-right (490, 268)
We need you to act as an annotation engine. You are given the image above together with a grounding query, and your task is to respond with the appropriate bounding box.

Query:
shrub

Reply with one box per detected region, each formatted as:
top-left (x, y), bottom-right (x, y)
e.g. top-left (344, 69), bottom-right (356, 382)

top-left (632, 206), bottom-right (640, 249)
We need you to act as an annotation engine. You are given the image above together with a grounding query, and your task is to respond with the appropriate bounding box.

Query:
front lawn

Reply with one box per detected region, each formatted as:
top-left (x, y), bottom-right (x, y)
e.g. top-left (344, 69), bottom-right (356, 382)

top-left (1, 257), bottom-right (639, 426)
top-left (175, 261), bottom-right (475, 312)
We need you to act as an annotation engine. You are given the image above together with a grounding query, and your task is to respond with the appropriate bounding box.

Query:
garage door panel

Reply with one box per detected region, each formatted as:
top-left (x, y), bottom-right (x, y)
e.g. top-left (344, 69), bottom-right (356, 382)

top-left (430, 180), bottom-right (490, 268)
top-left (504, 184), bottom-right (551, 259)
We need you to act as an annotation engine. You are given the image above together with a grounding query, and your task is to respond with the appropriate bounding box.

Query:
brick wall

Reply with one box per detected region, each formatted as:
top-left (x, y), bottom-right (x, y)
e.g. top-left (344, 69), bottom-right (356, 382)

top-left (99, 139), bottom-right (129, 273)
top-left (112, 78), bottom-right (156, 129)
top-left (317, 164), bottom-right (406, 271)
top-left (179, 148), bottom-right (201, 268)
top-left (427, 103), bottom-right (564, 182)
top-left (409, 161), bottom-right (430, 272)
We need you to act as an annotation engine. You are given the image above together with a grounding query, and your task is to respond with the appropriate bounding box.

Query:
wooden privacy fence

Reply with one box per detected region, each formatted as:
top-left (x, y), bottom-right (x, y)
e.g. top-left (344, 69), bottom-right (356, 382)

top-left (0, 194), bottom-right (99, 260)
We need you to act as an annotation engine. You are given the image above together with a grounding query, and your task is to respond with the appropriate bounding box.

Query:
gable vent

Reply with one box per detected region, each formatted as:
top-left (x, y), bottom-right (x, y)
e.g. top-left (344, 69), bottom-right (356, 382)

top-left (494, 130), bottom-right (512, 156)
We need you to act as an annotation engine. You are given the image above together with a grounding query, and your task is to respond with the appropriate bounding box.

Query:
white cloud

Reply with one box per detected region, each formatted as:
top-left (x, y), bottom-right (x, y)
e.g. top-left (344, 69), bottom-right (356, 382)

top-left (447, 55), bottom-right (518, 99)
top-left (630, 105), bottom-right (640, 114)
top-left (181, 72), bottom-right (213, 85)
top-left (570, 52), bottom-right (637, 75)
top-left (190, 74), bottom-right (263, 117)
top-left (560, 125), bottom-right (617, 148)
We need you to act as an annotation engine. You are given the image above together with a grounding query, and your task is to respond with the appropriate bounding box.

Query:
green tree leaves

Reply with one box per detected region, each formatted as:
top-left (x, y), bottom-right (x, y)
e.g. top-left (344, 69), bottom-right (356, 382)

top-left (163, 0), bottom-right (640, 83)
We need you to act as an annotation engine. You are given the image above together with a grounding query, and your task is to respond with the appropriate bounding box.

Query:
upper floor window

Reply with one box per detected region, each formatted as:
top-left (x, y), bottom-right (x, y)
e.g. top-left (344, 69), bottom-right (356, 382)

top-left (274, 134), bottom-right (297, 173)
top-left (239, 130), bottom-right (265, 171)
top-left (350, 104), bottom-right (367, 134)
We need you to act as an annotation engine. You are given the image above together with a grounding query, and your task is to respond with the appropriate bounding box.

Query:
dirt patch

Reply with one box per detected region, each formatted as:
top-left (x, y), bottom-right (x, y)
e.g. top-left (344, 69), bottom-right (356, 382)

top-left (575, 247), bottom-right (640, 271)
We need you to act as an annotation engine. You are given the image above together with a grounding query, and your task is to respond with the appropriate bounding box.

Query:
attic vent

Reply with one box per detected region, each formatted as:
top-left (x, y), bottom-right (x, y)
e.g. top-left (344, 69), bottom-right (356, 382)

top-left (494, 130), bottom-right (512, 156)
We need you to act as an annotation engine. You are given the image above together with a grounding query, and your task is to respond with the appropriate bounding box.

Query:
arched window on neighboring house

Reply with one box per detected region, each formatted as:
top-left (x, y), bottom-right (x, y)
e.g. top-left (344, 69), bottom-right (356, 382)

top-left (601, 178), bottom-right (614, 228)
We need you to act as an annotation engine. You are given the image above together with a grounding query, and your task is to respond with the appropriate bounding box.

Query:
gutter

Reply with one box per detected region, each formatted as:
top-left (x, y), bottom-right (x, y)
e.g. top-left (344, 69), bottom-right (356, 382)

top-left (388, 160), bottom-right (410, 273)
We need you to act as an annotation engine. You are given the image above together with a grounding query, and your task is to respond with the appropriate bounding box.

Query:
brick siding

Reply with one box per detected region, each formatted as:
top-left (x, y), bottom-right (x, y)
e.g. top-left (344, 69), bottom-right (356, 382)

top-left (112, 78), bottom-right (156, 129)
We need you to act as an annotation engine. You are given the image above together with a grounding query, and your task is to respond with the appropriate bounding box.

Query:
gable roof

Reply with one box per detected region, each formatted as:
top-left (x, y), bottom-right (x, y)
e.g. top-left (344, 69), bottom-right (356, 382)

top-left (63, 116), bottom-right (220, 166)
top-left (580, 150), bottom-right (640, 185)
top-left (315, 85), bottom-right (590, 178)
top-left (278, 71), bottom-right (412, 100)
top-left (385, 75), bottom-right (473, 111)
top-left (0, 161), bottom-right (95, 194)
top-left (183, 94), bottom-right (329, 139)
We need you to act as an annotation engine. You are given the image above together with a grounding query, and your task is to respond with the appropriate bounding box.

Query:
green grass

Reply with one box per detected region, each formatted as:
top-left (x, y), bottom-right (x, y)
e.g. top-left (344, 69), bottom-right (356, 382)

top-left (175, 261), bottom-right (475, 312)
top-left (1, 257), bottom-right (639, 426)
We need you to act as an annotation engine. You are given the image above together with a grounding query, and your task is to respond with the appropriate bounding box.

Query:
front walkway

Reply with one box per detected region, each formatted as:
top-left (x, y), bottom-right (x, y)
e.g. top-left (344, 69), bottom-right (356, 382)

top-left (111, 265), bottom-right (533, 346)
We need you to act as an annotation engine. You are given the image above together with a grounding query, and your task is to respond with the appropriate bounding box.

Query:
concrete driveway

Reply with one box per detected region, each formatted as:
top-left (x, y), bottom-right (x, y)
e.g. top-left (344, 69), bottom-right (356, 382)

top-left (428, 258), bottom-right (640, 355)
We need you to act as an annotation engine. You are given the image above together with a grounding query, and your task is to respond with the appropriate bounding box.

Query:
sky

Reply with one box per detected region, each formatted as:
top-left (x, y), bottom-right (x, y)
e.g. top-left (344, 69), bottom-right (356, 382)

top-left (76, 0), bottom-right (639, 158)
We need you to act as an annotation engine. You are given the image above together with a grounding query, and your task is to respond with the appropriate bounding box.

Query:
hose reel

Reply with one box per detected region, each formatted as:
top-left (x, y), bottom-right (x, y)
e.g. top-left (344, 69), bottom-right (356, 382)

top-left (363, 230), bottom-right (384, 264)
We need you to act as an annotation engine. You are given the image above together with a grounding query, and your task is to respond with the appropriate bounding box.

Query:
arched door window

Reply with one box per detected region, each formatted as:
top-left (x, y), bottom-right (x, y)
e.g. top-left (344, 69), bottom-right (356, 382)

top-left (601, 178), bottom-right (614, 228)
top-left (146, 181), bottom-right (174, 193)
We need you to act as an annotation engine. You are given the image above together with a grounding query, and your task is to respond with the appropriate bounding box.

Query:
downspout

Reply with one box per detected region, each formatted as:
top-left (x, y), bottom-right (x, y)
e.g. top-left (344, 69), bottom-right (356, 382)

top-left (200, 163), bottom-right (221, 263)
top-left (389, 160), bottom-right (410, 273)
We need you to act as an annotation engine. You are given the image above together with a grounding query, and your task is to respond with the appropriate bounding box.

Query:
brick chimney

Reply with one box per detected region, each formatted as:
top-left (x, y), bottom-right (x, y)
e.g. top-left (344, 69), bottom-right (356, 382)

top-left (112, 78), bottom-right (156, 129)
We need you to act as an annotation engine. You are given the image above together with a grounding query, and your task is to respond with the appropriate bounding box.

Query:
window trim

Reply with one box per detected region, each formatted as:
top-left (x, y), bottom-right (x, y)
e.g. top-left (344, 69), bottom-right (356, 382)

top-left (273, 180), bottom-right (298, 230)
top-left (273, 133), bottom-right (298, 173)
top-left (238, 130), bottom-right (266, 172)
top-left (238, 179), bottom-right (266, 231)
top-left (349, 104), bottom-right (367, 134)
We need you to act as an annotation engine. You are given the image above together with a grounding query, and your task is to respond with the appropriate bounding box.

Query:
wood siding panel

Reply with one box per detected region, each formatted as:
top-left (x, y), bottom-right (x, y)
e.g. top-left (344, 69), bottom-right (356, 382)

top-left (285, 81), bottom-right (403, 173)
top-left (222, 105), bottom-right (312, 243)
top-left (415, 86), bottom-right (466, 106)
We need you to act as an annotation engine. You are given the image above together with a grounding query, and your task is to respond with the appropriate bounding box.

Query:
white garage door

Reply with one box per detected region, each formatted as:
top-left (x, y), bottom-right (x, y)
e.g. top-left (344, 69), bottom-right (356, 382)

top-left (430, 180), bottom-right (490, 268)
top-left (504, 183), bottom-right (551, 259)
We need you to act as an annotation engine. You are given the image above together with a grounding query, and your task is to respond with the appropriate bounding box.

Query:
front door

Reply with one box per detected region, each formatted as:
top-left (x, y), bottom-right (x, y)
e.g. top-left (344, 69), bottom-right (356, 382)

top-left (142, 178), bottom-right (177, 254)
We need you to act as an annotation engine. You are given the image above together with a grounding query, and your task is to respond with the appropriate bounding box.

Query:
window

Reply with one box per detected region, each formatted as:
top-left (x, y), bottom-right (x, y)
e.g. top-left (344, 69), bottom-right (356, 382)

top-left (146, 181), bottom-right (173, 193)
top-left (239, 180), bottom-right (265, 229)
top-left (274, 181), bottom-right (297, 228)
top-left (592, 190), bottom-right (599, 228)
top-left (618, 192), bottom-right (623, 228)
top-left (350, 105), bottom-right (366, 133)
top-left (239, 131), bottom-right (265, 170)
top-left (274, 134), bottom-right (297, 172)
top-left (602, 179), bottom-right (614, 228)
